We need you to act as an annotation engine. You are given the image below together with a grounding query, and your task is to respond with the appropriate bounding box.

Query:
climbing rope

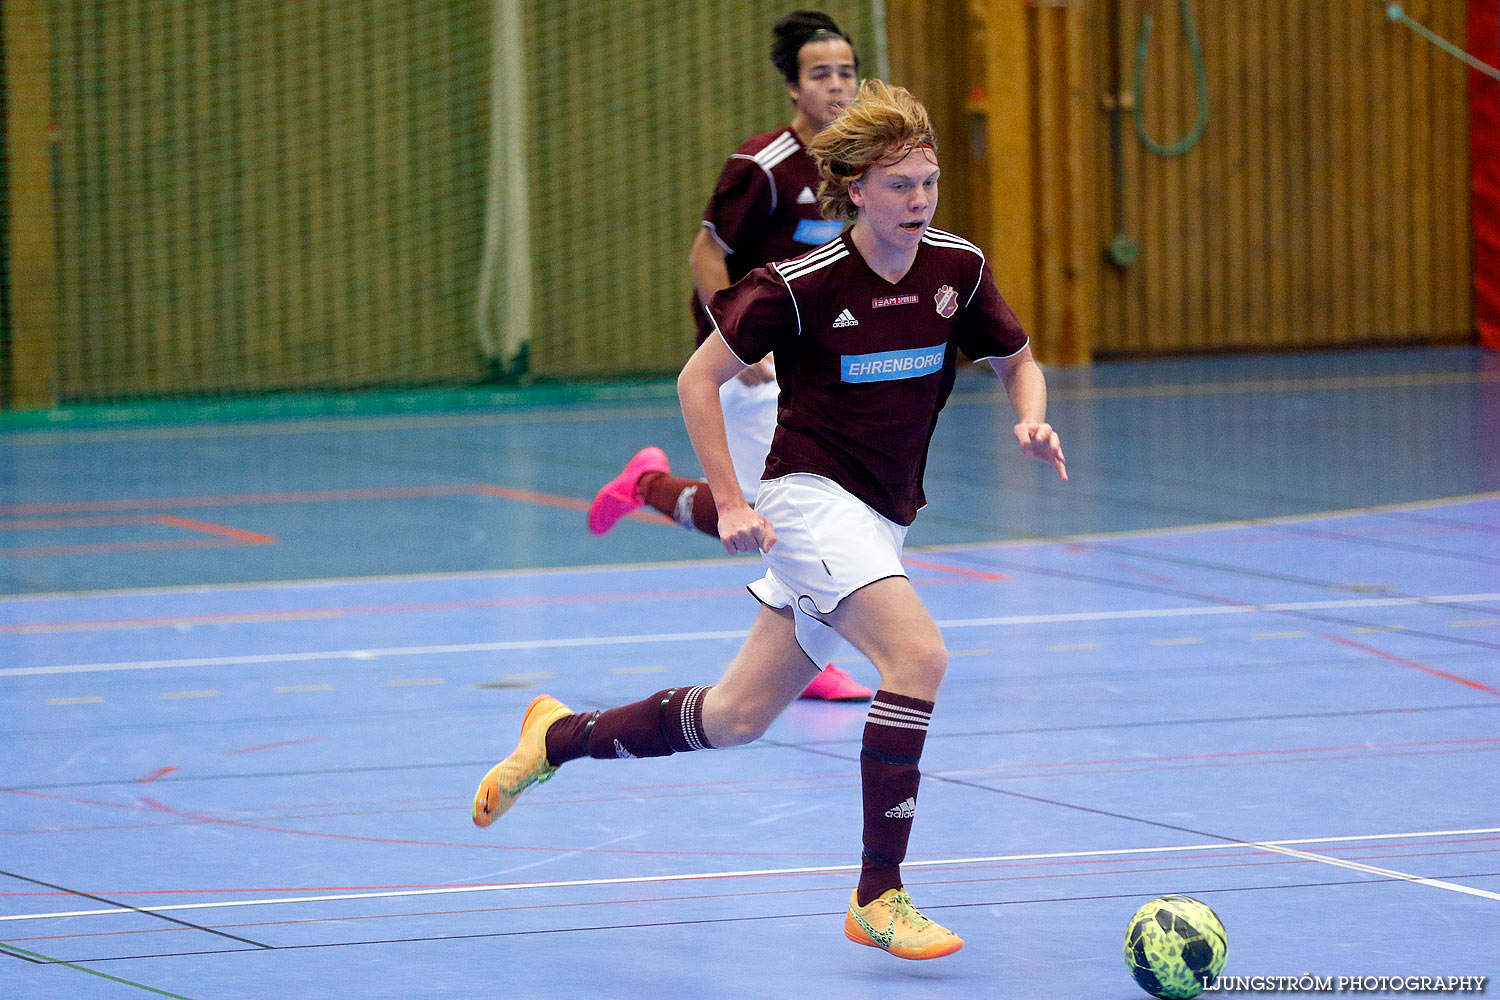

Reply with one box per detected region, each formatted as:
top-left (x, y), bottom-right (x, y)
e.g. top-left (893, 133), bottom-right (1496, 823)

top-left (1131, 0), bottom-right (1209, 158)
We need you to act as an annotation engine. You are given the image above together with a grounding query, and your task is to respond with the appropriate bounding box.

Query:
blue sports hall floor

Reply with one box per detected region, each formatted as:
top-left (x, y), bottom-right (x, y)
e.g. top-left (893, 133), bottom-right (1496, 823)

top-left (1, 345), bottom-right (1497, 999)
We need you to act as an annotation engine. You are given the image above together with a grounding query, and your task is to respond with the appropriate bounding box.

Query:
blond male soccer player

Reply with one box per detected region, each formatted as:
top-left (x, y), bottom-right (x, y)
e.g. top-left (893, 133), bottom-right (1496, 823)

top-left (476, 80), bottom-right (1067, 961)
top-left (588, 9), bottom-right (871, 702)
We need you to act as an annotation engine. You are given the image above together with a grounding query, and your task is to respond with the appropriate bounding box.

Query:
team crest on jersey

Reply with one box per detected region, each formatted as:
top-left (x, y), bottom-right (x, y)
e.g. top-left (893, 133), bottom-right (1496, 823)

top-left (934, 284), bottom-right (958, 319)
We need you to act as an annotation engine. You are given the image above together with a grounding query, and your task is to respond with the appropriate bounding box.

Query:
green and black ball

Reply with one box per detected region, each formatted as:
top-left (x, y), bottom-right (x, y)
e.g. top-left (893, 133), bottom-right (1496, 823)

top-left (1123, 895), bottom-right (1228, 999)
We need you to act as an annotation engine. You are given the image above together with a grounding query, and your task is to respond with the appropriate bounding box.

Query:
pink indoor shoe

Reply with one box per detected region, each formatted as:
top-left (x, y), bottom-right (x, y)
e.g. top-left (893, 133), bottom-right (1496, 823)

top-left (799, 664), bottom-right (874, 702)
top-left (588, 447), bottom-right (670, 535)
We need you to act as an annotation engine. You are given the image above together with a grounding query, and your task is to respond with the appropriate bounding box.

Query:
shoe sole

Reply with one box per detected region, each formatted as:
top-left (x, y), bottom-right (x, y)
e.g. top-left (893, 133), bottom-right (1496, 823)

top-left (472, 694), bottom-right (560, 828)
top-left (843, 913), bottom-right (964, 960)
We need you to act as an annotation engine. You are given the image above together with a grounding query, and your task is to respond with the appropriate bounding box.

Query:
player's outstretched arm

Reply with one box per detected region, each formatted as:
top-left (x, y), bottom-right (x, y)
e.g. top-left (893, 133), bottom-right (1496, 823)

top-left (678, 334), bottom-right (778, 553)
top-left (991, 345), bottom-right (1068, 481)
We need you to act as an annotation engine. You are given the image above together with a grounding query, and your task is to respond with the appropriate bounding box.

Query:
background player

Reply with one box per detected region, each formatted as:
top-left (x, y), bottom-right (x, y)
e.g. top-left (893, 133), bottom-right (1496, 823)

top-left (588, 9), bottom-right (870, 702)
top-left (474, 80), bottom-right (1067, 962)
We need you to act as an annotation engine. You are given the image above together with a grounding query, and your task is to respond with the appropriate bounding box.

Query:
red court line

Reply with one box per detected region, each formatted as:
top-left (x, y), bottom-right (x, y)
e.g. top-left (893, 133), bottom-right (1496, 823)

top-left (133, 768), bottom-right (179, 785)
top-left (132, 796), bottom-right (864, 859)
top-left (0, 512), bottom-right (276, 559)
top-left (154, 515), bottom-right (275, 545)
top-left (0, 483), bottom-right (669, 526)
top-left (1322, 633), bottom-right (1500, 697)
top-left (903, 556), bottom-right (1010, 581)
top-left (230, 738), bottom-right (323, 756)
top-left (0, 515), bottom-right (169, 530)
top-left (0, 570), bottom-right (977, 634)
top-left (0, 538), bottom-right (247, 559)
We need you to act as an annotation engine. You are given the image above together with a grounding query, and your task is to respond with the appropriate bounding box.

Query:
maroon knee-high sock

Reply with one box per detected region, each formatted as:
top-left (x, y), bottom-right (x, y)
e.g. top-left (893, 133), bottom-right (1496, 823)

top-left (544, 686), bottom-right (714, 765)
top-left (637, 472), bottom-right (719, 537)
top-left (856, 690), bottom-right (934, 906)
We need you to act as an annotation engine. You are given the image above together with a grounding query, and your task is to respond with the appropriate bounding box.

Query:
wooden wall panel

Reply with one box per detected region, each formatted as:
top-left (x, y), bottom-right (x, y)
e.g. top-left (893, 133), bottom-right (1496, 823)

top-left (884, 0), bottom-right (975, 240)
top-left (1093, 0), bottom-right (1473, 355)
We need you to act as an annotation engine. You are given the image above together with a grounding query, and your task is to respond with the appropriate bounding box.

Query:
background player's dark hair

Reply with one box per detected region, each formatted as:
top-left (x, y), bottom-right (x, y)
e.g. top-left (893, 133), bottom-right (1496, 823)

top-left (770, 10), bottom-right (858, 84)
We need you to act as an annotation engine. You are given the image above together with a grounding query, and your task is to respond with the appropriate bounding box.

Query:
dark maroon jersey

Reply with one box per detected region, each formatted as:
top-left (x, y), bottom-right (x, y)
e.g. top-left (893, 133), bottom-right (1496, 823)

top-left (706, 228), bottom-right (1029, 525)
top-left (691, 128), bottom-right (845, 344)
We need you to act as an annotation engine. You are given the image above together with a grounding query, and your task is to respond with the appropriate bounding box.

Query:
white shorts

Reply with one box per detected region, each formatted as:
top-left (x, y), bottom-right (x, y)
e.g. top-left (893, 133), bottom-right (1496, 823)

top-left (747, 474), bottom-right (909, 666)
top-left (719, 374), bottom-right (778, 503)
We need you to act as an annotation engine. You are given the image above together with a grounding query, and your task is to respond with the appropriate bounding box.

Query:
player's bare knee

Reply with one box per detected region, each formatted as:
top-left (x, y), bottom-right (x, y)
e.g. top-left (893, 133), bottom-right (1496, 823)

top-left (701, 690), bottom-right (772, 747)
top-left (880, 640), bottom-right (947, 692)
top-left (910, 641), bottom-right (948, 688)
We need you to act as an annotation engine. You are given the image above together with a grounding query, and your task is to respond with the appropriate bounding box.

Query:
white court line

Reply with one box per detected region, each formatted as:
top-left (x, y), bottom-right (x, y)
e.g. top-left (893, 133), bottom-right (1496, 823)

top-left (1250, 842), bottom-right (1500, 902)
top-left (1, 826), bottom-right (1495, 923)
top-left (4, 592), bottom-right (1498, 678)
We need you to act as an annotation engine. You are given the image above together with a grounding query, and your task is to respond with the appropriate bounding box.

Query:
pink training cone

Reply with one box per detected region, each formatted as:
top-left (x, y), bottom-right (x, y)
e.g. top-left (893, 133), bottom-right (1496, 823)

top-left (588, 447), bottom-right (670, 535)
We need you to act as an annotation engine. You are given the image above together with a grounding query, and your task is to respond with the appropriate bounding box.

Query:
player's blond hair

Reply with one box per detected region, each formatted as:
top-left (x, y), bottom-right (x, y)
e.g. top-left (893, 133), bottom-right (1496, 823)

top-left (808, 79), bottom-right (937, 222)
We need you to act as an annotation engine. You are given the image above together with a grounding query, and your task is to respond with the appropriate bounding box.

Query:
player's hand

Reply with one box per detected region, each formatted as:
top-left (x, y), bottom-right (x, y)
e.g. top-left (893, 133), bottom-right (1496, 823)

top-left (735, 358), bottom-right (776, 386)
top-left (1014, 421), bottom-right (1068, 481)
top-left (717, 503), bottom-right (776, 554)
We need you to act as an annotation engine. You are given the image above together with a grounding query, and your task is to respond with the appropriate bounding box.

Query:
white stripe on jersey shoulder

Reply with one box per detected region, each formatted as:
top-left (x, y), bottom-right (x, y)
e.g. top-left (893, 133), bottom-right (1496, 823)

top-left (752, 131), bottom-right (799, 170)
top-left (922, 228), bottom-right (987, 307)
top-left (774, 239), bottom-right (847, 282)
top-left (771, 240), bottom-right (845, 337)
top-left (731, 131), bottom-right (796, 216)
top-left (729, 152), bottom-right (781, 215)
top-left (700, 220), bottom-right (734, 255)
top-left (969, 337), bottom-right (1031, 363)
top-left (702, 295), bottom-right (756, 368)
top-left (921, 227), bottom-right (984, 258)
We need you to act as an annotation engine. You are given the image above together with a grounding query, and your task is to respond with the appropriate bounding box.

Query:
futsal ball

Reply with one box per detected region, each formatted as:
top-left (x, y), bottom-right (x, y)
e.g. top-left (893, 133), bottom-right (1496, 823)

top-left (1123, 895), bottom-right (1228, 998)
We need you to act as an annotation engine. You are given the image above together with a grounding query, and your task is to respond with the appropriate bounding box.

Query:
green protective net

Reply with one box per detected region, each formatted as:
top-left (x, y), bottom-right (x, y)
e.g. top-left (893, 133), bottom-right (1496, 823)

top-left (17, 1), bottom-right (876, 405)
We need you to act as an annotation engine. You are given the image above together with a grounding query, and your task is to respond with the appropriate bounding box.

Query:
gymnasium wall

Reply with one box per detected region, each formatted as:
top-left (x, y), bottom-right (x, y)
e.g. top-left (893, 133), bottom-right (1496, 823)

top-left (0, 1), bottom-right (1481, 409)
top-left (1088, 0), bottom-right (1474, 355)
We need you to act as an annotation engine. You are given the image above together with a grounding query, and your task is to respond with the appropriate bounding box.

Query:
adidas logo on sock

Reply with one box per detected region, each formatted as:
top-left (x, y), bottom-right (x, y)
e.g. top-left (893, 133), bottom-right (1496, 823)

top-left (832, 308), bottom-right (859, 328)
top-left (613, 739), bottom-right (636, 759)
top-left (884, 796), bottom-right (916, 819)
top-left (796, 186), bottom-right (817, 204)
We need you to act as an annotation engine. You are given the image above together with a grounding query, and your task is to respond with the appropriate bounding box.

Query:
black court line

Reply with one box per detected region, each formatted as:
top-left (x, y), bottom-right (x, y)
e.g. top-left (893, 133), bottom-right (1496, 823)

top-left (0, 942), bottom-right (46, 964)
top-left (55, 872), bottom-right (1500, 964)
top-left (0, 871), bottom-right (271, 950)
top-left (0, 941), bottom-right (198, 998)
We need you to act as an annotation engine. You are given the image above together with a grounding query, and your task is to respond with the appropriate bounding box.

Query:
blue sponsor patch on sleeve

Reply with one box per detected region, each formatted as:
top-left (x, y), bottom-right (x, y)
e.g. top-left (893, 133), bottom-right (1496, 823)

top-left (793, 219), bottom-right (844, 245)
top-left (841, 344), bottom-right (947, 383)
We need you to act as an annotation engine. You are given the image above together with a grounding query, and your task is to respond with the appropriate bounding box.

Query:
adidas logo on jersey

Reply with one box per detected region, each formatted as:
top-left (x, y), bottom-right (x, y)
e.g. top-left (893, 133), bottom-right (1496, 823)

top-left (796, 186), bottom-right (817, 204)
top-left (885, 797), bottom-right (916, 819)
top-left (832, 308), bottom-right (859, 328)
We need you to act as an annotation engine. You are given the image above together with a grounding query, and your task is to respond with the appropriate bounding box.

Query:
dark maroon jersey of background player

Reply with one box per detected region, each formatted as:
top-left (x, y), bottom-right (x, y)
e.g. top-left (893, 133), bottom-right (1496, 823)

top-left (706, 228), bottom-right (1029, 525)
top-left (692, 128), bottom-right (845, 344)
